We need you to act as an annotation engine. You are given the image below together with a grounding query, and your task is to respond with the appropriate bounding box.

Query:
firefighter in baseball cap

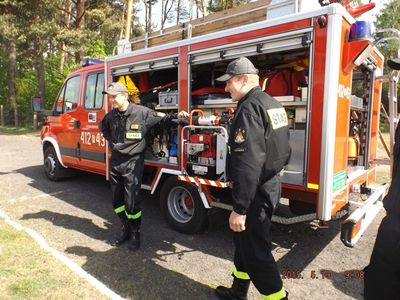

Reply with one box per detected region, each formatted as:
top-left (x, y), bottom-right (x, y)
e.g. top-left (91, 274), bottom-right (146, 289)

top-left (214, 57), bottom-right (291, 299)
top-left (100, 82), bottom-right (187, 251)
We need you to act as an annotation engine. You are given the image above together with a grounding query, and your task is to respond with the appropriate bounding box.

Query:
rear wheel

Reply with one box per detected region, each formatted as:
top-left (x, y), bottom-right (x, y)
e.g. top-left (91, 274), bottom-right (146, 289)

top-left (44, 147), bottom-right (68, 181)
top-left (160, 176), bottom-right (208, 233)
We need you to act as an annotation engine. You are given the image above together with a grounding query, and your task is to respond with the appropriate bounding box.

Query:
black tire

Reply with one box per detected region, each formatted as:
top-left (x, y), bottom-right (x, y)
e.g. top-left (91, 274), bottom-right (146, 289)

top-left (160, 176), bottom-right (208, 234)
top-left (43, 146), bottom-right (69, 181)
top-left (289, 200), bottom-right (316, 216)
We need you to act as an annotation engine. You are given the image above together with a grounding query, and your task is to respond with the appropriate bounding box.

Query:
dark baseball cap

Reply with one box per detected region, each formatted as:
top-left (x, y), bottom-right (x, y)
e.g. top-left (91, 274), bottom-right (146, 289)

top-left (388, 58), bottom-right (400, 70)
top-left (216, 57), bottom-right (258, 82)
top-left (102, 82), bottom-right (128, 95)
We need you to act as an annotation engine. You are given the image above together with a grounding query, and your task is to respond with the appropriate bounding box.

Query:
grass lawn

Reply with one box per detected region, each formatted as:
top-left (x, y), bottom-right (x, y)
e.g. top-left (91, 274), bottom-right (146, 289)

top-left (375, 131), bottom-right (391, 184)
top-left (0, 126), bottom-right (40, 136)
top-left (0, 221), bottom-right (108, 300)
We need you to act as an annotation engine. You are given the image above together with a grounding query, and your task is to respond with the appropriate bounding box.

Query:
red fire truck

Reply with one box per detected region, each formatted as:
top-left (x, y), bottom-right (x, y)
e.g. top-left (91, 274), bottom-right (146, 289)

top-left (36, 0), bottom-right (389, 247)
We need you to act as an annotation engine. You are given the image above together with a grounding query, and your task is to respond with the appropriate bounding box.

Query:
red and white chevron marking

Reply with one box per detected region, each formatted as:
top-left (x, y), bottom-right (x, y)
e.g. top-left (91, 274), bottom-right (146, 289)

top-left (178, 175), bottom-right (229, 188)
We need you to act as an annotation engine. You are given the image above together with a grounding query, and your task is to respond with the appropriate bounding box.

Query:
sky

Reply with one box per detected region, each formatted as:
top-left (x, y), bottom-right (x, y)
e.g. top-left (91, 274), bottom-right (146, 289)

top-left (135, 1), bottom-right (180, 30)
top-left (358, 0), bottom-right (390, 23)
top-left (134, 0), bottom-right (391, 31)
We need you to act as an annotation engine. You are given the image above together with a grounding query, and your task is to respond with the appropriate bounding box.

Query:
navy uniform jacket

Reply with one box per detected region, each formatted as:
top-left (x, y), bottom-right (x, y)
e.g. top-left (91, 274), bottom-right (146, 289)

top-left (99, 103), bottom-right (174, 157)
top-left (384, 123), bottom-right (400, 221)
top-left (228, 86), bottom-right (291, 215)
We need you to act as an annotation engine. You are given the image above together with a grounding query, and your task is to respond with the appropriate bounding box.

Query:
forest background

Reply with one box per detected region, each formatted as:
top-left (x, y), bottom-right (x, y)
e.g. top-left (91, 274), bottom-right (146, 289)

top-left (0, 0), bottom-right (398, 127)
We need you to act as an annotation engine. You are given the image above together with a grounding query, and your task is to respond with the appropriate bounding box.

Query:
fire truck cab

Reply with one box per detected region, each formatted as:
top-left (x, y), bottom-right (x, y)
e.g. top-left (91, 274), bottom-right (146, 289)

top-left (38, 0), bottom-right (388, 247)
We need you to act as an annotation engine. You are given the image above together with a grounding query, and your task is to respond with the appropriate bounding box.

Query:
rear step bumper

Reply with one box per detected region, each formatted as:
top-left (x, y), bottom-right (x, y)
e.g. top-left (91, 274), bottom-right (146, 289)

top-left (340, 184), bottom-right (388, 247)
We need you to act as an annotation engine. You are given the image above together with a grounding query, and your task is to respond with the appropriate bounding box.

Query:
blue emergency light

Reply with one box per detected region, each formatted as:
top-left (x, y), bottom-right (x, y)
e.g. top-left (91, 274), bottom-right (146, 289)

top-left (82, 58), bottom-right (103, 67)
top-left (349, 21), bottom-right (372, 41)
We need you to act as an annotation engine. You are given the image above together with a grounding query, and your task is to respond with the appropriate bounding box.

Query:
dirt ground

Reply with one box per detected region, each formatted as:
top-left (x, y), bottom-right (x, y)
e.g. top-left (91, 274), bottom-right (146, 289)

top-left (0, 132), bottom-right (389, 299)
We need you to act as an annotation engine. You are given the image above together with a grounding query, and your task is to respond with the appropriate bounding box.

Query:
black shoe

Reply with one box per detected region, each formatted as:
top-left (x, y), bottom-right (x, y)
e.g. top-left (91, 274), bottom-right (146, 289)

top-left (215, 278), bottom-right (250, 300)
top-left (215, 286), bottom-right (248, 300)
top-left (110, 224), bottom-right (130, 247)
top-left (128, 230), bottom-right (140, 251)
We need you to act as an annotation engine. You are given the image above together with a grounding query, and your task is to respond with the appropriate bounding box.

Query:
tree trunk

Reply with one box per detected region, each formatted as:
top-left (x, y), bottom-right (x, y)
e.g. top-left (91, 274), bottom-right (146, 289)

top-left (176, 0), bottom-right (181, 25)
top-left (37, 52), bottom-right (46, 105)
top-left (7, 38), bottom-right (18, 127)
top-left (161, 0), bottom-right (164, 30)
top-left (125, 0), bottom-right (133, 39)
top-left (143, 0), bottom-right (148, 33)
top-left (161, 0), bottom-right (174, 30)
top-left (148, 0), bottom-right (152, 33)
top-left (195, 0), bottom-right (199, 19)
top-left (119, 2), bottom-right (125, 39)
top-left (60, 0), bottom-right (71, 73)
top-left (201, 0), bottom-right (206, 17)
top-left (75, 0), bottom-right (85, 63)
top-left (60, 43), bottom-right (67, 73)
top-left (189, 0), bottom-right (193, 20)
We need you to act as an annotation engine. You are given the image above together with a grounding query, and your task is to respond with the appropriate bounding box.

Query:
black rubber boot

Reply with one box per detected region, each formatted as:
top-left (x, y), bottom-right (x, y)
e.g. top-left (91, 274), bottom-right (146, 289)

top-left (110, 221), bottom-right (130, 247)
top-left (215, 277), bottom-right (250, 300)
top-left (282, 290), bottom-right (289, 300)
top-left (128, 230), bottom-right (140, 251)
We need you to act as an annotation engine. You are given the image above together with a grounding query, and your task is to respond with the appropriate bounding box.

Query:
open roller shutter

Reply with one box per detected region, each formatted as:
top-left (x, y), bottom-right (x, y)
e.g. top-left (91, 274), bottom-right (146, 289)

top-left (189, 27), bottom-right (313, 65)
top-left (111, 55), bottom-right (179, 76)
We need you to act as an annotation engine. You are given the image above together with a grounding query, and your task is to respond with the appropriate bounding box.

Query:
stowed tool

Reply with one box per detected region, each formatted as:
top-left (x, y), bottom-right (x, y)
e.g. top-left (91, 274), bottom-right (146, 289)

top-left (181, 109), bottom-right (234, 179)
top-left (189, 108), bottom-right (234, 126)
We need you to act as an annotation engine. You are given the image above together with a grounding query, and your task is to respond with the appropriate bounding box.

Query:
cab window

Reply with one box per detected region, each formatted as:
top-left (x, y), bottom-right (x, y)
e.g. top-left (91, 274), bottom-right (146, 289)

top-left (55, 76), bottom-right (81, 113)
top-left (84, 73), bottom-right (104, 110)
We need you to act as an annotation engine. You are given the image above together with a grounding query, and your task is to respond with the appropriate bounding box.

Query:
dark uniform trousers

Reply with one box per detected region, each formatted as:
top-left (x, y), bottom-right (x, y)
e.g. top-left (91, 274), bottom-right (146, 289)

top-left (364, 123), bottom-right (400, 299)
top-left (226, 86), bottom-right (290, 299)
top-left (99, 103), bottom-right (173, 231)
top-left (233, 175), bottom-right (284, 298)
top-left (364, 216), bottom-right (400, 299)
top-left (110, 153), bottom-right (144, 230)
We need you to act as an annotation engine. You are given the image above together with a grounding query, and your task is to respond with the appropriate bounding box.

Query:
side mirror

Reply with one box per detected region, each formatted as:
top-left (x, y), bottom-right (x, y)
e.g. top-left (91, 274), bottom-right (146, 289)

top-left (31, 96), bottom-right (53, 116)
top-left (31, 96), bottom-right (43, 113)
top-left (388, 58), bottom-right (400, 71)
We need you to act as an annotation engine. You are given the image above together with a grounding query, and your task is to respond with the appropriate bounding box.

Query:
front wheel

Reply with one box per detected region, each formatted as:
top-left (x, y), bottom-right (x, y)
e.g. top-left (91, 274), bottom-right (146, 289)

top-left (44, 146), bottom-right (69, 181)
top-left (160, 176), bottom-right (208, 233)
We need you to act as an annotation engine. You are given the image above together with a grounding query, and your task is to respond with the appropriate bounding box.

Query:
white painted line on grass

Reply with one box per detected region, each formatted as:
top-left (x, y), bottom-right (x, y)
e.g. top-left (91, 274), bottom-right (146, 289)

top-left (0, 210), bottom-right (24, 230)
top-left (0, 209), bottom-right (124, 300)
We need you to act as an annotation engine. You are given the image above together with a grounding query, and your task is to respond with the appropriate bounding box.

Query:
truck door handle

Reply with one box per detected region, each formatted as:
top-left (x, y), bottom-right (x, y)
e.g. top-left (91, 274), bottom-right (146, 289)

top-left (76, 142), bottom-right (81, 158)
top-left (73, 120), bottom-right (80, 129)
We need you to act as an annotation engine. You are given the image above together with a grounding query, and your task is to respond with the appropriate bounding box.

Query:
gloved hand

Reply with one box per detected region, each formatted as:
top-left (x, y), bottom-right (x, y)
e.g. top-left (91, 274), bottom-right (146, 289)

top-left (177, 110), bottom-right (189, 118)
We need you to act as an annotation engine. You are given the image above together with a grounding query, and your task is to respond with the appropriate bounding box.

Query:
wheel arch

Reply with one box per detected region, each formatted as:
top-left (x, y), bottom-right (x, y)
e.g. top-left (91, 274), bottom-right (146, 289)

top-left (42, 137), bottom-right (67, 168)
top-left (151, 168), bottom-right (210, 209)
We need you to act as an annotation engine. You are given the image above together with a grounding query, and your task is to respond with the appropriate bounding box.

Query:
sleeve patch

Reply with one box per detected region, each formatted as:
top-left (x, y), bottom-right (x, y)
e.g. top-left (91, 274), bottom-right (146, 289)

top-left (234, 128), bottom-right (246, 144)
top-left (266, 107), bottom-right (288, 130)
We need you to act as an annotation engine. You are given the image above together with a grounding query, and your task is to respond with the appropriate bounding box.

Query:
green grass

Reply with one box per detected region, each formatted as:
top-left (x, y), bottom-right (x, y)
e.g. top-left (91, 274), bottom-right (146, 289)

top-left (0, 221), bottom-right (108, 300)
top-left (376, 131), bottom-right (391, 184)
top-left (0, 126), bottom-right (40, 136)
